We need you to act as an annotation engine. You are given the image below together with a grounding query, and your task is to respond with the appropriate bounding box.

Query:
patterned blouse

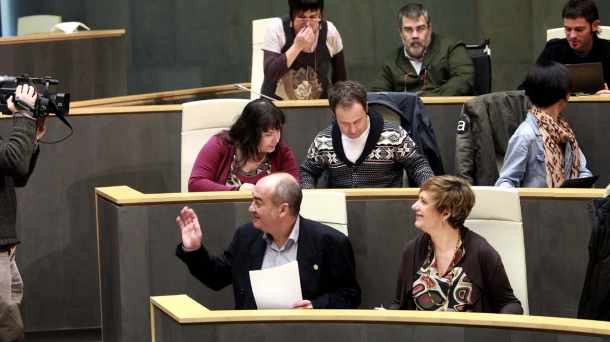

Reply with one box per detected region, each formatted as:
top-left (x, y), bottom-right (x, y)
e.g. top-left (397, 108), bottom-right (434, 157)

top-left (225, 152), bottom-right (272, 187)
top-left (412, 243), bottom-right (474, 312)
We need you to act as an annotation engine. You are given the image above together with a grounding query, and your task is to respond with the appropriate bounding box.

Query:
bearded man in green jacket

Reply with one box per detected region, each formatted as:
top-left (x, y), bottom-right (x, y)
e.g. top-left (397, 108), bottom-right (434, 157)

top-left (371, 3), bottom-right (476, 96)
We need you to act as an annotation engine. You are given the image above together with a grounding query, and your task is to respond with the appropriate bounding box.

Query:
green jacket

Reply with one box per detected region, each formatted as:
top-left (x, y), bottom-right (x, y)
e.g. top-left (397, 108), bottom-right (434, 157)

top-left (371, 32), bottom-right (475, 96)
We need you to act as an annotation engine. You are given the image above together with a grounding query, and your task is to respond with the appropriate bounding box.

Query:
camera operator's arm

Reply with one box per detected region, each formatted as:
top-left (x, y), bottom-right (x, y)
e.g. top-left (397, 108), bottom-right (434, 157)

top-left (0, 85), bottom-right (42, 186)
top-left (13, 117), bottom-right (45, 188)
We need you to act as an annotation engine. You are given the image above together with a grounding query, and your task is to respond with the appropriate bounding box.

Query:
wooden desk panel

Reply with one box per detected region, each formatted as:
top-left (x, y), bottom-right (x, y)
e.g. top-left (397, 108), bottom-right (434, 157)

top-left (96, 187), bottom-right (603, 342)
top-left (150, 295), bottom-right (610, 342)
top-left (2, 97), bottom-right (608, 336)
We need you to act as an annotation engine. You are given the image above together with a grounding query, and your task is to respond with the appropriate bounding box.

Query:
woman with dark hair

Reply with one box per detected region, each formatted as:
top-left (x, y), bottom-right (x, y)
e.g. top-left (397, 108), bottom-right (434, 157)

top-left (496, 61), bottom-right (592, 188)
top-left (260, 0), bottom-right (346, 100)
top-left (391, 175), bottom-right (522, 313)
top-left (188, 99), bottom-right (300, 192)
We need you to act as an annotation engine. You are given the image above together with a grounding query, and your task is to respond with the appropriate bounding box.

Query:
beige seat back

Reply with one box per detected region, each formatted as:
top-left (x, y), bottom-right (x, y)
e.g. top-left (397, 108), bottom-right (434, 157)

top-left (547, 26), bottom-right (610, 40)
top-left (17, 15), bottom-right (62, 35)
top-left (465, 186), bottom-right (529, 314)
top-left (300, 190), bottom-right (348, 236)
top-left (251, 18), bottom-right (278, 100)
top-left (181, 99), bottom-right (250, 192)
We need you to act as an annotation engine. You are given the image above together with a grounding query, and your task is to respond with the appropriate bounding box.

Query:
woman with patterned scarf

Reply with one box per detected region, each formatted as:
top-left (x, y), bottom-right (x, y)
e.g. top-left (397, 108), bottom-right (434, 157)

top-left (496, 61), bottom-right (592, 188)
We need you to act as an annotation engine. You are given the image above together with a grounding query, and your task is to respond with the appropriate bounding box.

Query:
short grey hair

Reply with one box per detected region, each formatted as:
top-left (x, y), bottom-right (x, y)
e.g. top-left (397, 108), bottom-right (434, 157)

top-left (397, 3), bottom-right (430, 29)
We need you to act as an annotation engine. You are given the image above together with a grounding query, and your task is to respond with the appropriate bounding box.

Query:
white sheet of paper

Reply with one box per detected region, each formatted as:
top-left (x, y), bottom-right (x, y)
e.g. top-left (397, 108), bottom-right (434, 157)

top-left (249, 261), bottom-right (302, 309)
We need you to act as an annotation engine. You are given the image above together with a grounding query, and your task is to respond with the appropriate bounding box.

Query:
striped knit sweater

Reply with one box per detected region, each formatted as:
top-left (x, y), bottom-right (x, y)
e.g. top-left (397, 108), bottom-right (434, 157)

top-left (299, 109), bottom-right (434, 188)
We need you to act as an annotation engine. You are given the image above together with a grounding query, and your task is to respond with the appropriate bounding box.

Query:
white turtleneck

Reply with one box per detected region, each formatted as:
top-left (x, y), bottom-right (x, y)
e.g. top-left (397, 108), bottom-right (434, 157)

top-left (341, 116), bottom-right (371, 163)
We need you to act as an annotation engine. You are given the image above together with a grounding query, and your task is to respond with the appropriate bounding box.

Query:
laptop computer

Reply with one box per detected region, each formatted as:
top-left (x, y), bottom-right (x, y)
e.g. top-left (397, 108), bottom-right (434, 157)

top-left (565, 62), bottom-right (605, 95)
top-left (559, 175), bottom-right (599, 188)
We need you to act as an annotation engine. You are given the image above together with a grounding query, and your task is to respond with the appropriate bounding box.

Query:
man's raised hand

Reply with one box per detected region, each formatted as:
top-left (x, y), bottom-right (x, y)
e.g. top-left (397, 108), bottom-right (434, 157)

top-left (176, 206), bottom-right (202, 250)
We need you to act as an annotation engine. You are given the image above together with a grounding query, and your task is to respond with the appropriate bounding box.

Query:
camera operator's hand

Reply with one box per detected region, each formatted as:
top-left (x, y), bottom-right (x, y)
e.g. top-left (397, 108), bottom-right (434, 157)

top-left (7, 84), bottom-right (38, 118)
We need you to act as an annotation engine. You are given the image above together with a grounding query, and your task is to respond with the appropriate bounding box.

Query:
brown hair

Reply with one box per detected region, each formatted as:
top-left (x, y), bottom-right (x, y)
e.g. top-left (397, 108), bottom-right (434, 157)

top-left (220, 99), bottom-right (285, 169)
top-left (419, 175), bottom-right (475, 228)
top-left (328, 81), bottom-right (368, 114)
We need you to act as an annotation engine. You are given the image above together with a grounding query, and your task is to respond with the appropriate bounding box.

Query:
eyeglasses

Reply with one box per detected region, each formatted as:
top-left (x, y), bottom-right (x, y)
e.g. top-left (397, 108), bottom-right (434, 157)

top-left (402, 25), bottom-right (428, 35)
top-left (295, 17), bottom-right (321, 23)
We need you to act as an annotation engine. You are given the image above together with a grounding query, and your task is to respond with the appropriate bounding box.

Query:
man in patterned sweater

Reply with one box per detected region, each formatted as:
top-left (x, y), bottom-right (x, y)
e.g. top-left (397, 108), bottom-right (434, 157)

top-left (299, 80), bottom-right (434, 188)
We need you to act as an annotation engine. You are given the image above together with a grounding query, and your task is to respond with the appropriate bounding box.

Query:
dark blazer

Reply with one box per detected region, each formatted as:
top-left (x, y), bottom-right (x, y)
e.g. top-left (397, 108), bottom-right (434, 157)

top-left (176, 216), bottom-right (361, 309)
top-left (519, 35), bottom-right (610, 89)
top-left (578, 194), bottom-right (610, 320)
top-left (390, 227), bottom-right (523, 314)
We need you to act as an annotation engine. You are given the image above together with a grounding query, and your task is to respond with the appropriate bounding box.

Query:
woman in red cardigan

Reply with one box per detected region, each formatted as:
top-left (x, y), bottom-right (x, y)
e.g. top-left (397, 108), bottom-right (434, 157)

top-left (188, 99), bottom-right (300, 192)
top-left (391, 175), bottom-right (523, 313)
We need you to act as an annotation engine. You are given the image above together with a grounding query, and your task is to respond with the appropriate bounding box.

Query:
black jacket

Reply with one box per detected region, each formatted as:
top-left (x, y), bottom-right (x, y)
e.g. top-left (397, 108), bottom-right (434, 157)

top-left (578, 194), bottom-right (610, 320)
top-left (519, 35), bottom-right (610, 90)
top-left (367, 92), bottom-right (444, 176)
top-left (176, 216), bottom-right (361, 309)
top-left (455, 91), bottom-right (531, 185)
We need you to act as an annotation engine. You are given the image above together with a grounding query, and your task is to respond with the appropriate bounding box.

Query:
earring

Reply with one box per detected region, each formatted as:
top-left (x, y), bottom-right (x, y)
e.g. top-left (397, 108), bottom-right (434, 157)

top-left (441, 219), bottom-right (446, 225)
top-left (290, 21), bottom-right (293, 28)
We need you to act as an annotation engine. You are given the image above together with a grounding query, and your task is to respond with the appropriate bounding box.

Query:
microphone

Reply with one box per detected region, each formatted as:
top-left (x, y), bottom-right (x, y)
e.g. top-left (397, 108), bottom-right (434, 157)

top-left (234, 84), bottom-right (277, 101)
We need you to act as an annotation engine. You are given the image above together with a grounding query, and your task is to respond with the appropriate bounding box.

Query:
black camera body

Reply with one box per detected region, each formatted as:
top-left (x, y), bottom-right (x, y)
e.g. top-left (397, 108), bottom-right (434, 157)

top-left (0, 74), bottom-right (70, 117)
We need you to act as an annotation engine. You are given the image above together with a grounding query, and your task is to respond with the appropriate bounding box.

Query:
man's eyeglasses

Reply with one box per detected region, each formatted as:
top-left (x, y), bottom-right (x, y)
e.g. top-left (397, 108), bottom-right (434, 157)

top-left (402, 25), bottom-right (428, 35)
top-left (295, 17), bottom-right (322, 23)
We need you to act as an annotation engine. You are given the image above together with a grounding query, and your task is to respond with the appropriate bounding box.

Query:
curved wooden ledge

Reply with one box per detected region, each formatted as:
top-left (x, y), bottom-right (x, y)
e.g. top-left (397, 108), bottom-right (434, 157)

top-left (150, 295), bottom-right (610, 336)
top-left (569, 95), bottom-right (610, 102)
top-left (413, 95), bottom-right (610, 105)
top-left (65, 90), bottom-right (610, 112)
top-left (69, 105), bottom-right (181, 116)
top-left (274, 100), bottom-right (330, 108)
top-left (269, 98), bottom-right (473, 107)
top-left (2, 105), bottom-right (181, 118)
top-left (95, 186), bottom-right (604, 206)
top-left (71, 83), bottom-right (251, 108)
top-left (1, 106), bottom-right (182, 119)
top-left (0, 29), bottom-right (125, 45)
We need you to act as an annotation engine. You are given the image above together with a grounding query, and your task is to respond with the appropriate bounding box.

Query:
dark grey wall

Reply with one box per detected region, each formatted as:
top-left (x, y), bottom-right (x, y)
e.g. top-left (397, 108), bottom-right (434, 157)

top-left (1, 112), bottom-right (182, 332)
top-left (0, 34), bottom-right (127, 101)
top-left (21, 0), bottom-right (610, 95)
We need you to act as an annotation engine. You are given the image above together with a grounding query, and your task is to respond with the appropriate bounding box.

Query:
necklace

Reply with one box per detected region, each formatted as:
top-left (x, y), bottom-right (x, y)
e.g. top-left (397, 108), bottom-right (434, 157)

top-left (424, 230), bottom-right (462, 307)
top-left (303, 49), bottom-right (317, 86)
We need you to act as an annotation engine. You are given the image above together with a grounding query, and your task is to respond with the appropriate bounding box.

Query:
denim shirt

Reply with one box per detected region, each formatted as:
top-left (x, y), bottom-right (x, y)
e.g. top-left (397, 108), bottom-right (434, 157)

top-left (495, 112), bottom-right (592, 188)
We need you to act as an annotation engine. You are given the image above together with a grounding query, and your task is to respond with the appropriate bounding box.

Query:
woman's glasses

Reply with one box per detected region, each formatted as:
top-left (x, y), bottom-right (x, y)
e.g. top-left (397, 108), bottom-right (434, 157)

top-left (295, 12), bottom-right (322, 23)
top-left (295, 17), bottom-right (321, 23)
